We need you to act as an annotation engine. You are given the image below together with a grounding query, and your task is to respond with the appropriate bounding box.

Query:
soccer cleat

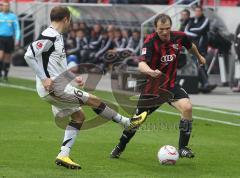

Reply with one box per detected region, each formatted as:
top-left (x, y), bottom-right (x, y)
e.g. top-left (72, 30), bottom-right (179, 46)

top-left (127, 111), bottom-right (147, 130)
top-left (179, 147), bottom-right (195, 158)
top-left (55, 156), bottom-right (81, 169)
top-left (110, 145), bottom-right (124, 159)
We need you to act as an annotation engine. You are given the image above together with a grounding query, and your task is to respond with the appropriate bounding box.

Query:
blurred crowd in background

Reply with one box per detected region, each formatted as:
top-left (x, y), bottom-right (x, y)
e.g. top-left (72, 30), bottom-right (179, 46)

top-left (1, 0), bottom-right (240, 93)
top-left (64, 22), bottom-right (141, 73)
top-left (63, 5), bottom-right (240, 93)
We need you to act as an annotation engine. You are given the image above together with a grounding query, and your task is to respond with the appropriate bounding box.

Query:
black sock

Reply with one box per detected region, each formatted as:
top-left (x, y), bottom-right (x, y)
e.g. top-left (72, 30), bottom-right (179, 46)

top-left (178, 119), bottom-right (192, 149)
top-left (92, 102), bottom-right (106, 114)
top-left (69, 121), bottom-right (82, 130)
top-left (0, 61), bottom-right (3, 77)
top-left (118, 129), bottom-right (137, 150)
top-left (3, 62), bottom-right (10, 77)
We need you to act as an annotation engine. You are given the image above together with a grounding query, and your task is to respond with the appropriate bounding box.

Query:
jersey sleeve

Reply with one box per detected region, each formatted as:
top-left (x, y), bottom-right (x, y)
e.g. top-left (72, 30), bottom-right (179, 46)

top-left (13, 14), bottom-right (21, 43)
top-left (24, 36), bottom-right (55, 80)
top-left (181, 33), bottom-right (192, 50)
top-left (26, 38), bottom-right (54, 58)
top-left (24, 54), bottom-right (48, 80)
top-left (139, 37), bottom-right (154, 64)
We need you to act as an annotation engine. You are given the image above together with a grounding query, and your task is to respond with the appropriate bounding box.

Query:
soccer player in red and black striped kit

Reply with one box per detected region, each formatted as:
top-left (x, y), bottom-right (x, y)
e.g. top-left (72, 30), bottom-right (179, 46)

top-left (110, 14), bottom-right (206, 159)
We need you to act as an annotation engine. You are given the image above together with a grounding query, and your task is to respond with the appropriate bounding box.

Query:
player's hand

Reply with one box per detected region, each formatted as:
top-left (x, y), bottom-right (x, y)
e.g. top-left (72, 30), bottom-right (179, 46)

top-left (199, 55), bottom-right (206, 65)
top-left (42, 78), bottom-right (53, 91)
top-left (148, 69), bottom-right (162, 78)
top-left (75, 76), bottom-right (84, 87)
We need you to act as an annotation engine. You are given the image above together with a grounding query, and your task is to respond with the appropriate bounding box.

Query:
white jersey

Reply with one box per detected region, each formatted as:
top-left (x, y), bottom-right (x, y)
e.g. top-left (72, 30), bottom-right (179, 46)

top-left (25, 26), bottom-right (67, 97)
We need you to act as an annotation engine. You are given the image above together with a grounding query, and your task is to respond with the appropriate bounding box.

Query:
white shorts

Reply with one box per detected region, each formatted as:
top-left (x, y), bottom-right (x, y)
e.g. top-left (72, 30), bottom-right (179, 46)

top-left (42, 85), bottom-right (89, 119)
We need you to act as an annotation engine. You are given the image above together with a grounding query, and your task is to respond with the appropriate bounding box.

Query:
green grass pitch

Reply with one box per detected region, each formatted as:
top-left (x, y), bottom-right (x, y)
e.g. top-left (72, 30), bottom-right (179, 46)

top-left (0, 78), bottom-right (240, 178)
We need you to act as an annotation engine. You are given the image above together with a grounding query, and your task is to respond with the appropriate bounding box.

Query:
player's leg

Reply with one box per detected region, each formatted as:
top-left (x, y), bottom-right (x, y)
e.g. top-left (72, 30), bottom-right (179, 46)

top-left (110, 119), bottom-right (140, 158)
top-left (2, 38), bottom-right (14, 81)
top-left (170, 86), bottom-right (194, 158)
top-left (86, 93), bottom-right (147, 129)
top-left (0, 38), bottom-right (5, 79)
top-left (2, 52), bottom-right (11, 81)
top-left (57, 111), bottom-right (84, 158)
top-left (0, 51), bottom-right (4, 80)
top-left (110, 95), bottom-right (159, 158)
top-left (110, 128), bottom-right (140, 159)
top-left (50, 83), bottom-right (147, 129)
top-left (54, 107), bottom-right (84, 169)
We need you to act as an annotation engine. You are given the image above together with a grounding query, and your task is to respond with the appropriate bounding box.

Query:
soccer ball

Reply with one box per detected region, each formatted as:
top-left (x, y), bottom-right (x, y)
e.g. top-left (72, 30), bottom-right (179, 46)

top-left (157, 145), bottom-right (179, 165)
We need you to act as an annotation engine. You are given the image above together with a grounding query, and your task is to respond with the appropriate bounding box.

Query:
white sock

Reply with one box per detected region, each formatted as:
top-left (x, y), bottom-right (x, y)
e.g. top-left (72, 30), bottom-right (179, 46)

top-left (113, 114), bottom-right (130, 127)
top-left (96, 104), bottom-right (131, 127)
top-left (58, 146), bottom-right (71, 157)
top-left (57, 125), bottom-right (79, 157)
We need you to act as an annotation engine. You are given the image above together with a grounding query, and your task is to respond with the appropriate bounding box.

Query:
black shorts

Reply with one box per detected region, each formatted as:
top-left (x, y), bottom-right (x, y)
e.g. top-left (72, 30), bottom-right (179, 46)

top-left (136, 84), bottom-right (189, 115)
top-left (0, 36), bottom-right (14, 53)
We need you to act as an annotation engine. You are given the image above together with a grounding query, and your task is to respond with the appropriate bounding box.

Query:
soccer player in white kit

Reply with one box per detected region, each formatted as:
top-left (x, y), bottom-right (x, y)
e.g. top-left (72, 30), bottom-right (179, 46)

top-left (24, 6), bottom-right (147, 169)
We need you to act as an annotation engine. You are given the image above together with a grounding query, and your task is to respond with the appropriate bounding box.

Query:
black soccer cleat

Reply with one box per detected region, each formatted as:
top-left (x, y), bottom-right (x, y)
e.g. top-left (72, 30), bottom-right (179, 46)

top-left (179, 147), bottom-right (195, 158)
top-left (110, 146), bottom-right (124, 159)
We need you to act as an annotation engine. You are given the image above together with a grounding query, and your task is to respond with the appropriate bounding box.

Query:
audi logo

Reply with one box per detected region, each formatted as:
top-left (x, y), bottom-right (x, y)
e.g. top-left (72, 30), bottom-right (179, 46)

top-left (160, 54), bottom-right (176, 63)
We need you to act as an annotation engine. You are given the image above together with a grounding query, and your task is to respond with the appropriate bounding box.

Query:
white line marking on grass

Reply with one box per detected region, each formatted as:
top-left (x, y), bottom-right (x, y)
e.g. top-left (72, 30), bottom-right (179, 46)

top-left (0, 83), bottom-right (36, 92)
top-left (193, 106), bottom-right (240, 116)
top-left (1, 82), bottom-right (240, 127)
top-left (3, 82), bottom-right (240, 117)
top-left (156, 110), bottom-right (240, 127)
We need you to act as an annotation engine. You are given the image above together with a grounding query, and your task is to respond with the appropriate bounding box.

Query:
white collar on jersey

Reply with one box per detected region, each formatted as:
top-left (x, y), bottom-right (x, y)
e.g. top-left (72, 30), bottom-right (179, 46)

top-left (49, 25), bottom-right (62, 35)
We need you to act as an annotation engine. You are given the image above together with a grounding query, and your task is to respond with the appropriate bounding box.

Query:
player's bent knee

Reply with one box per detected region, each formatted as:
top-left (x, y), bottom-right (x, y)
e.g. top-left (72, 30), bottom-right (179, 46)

top-left (182, 103), bottom-right (192, 114)
top-left (73, 115), bottom-right (85, 124)
top-left (54, 109), bottom-right (72, 119)
top-left (86, 94), bottom-right (101, 107)
top-left (69, 111), bottom-right (85, 130)
top-left (71, 111), bottom-right (85, 124)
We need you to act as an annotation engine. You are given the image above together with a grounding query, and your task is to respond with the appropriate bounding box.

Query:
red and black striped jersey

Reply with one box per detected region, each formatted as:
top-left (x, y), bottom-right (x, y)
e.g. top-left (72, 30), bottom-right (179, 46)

top-left (140, 31), bottom-right (192, 94)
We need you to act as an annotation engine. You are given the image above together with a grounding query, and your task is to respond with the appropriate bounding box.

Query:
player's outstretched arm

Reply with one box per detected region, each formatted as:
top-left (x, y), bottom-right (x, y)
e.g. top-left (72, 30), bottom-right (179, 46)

top-left (188, 43), bottom-right (206, 65)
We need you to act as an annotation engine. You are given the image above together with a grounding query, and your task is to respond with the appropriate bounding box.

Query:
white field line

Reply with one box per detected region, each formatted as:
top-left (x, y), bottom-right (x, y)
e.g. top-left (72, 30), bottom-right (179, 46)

top-left (1, 83), bottom-right (240, 127)
top-left (0, 83), bottom-right (36, 92)
top-left (156, 110), bottom-right (240, 127)
top-left (193, 106), bottom-right (240, 116)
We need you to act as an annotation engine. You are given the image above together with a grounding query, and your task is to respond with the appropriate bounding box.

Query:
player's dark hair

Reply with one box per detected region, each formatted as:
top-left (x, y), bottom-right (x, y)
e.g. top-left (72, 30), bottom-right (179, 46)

top-left (50, 6), bottom-right (71, 22)
top-left (154, 14), bottom-right (172, 27)
top-left (182, 9), bottom-right (190, 17)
